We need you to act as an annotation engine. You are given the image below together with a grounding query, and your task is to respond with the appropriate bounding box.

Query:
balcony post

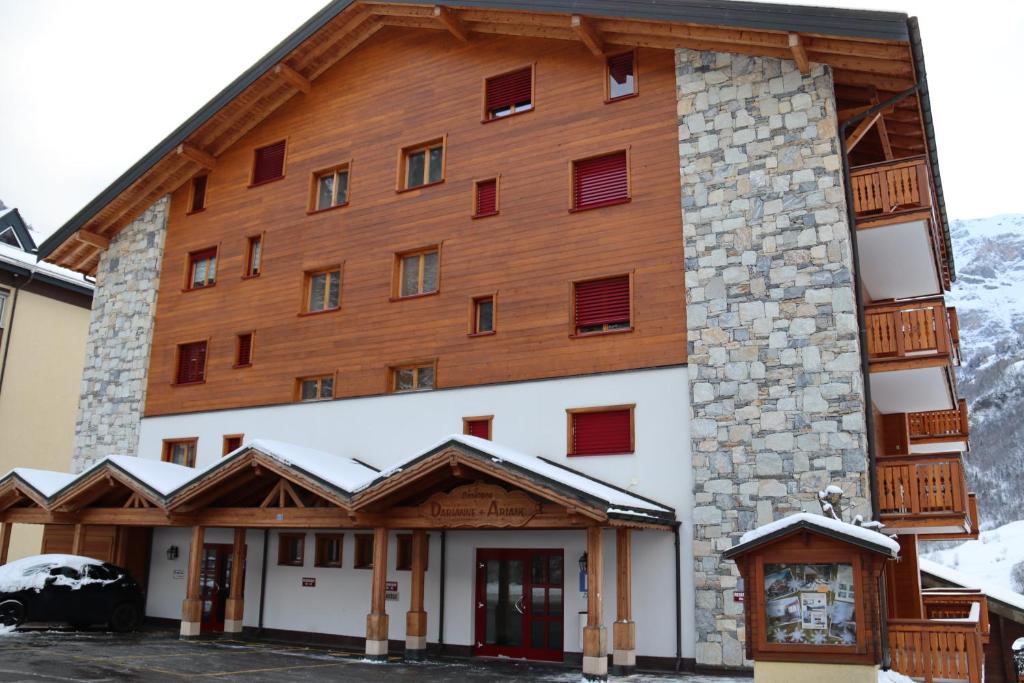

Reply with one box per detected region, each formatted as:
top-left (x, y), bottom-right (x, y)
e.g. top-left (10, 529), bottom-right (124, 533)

top-left (0, 522), bottom-right (10, 565)
top-left (365, 526), bottom-right (390, 661)
top-left (612, 528), bottom-right (635, 675)
top-left (582, 526), bottom-right (607, 681)
top-left (223, 527), bottom-right (246, 634)
top-left (405, 529), bottom-right (428, 660)
top-left (180, 525), bottom-right (204, 638)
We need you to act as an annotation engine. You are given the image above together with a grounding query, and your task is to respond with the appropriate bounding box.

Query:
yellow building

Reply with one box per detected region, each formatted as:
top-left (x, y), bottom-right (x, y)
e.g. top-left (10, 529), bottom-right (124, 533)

top-left (0, 207), bottom-right (92, 561)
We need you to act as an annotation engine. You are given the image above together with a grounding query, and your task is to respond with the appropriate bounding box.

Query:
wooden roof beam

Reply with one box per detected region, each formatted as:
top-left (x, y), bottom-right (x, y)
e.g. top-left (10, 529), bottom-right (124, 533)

top-left (845, 110), bottom-right (881, 153)
top-left (571, 15), bottom-right (604, 56)
top-left (433, 5), bottom-right (469, 42)
top-left (174, 143), bottom-right (216, 170)
top-left (789, 33), bottom-right (810, 75)
top-left (74, 230), bottom-right (110, 251)
top-left (273, 63), bottom-right (311, 93)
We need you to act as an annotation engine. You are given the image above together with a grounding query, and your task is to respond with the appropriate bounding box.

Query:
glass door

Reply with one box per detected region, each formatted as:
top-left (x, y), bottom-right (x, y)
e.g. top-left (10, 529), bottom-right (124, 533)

top-left (200, 544), bottom-right (233, 633)
top-left (475, 549), bottom-right (564, 661)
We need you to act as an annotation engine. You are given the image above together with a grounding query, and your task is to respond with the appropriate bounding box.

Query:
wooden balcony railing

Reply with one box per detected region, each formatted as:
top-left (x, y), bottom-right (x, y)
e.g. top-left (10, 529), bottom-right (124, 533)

top-left (851, 157), bottom-right (933, 217)
top-left (877, 453), bottom-right (969, 524)
top-left (922, 590), bottom-right (990, 643)
top-left (865, 299), bottom-right (960, 366)
top-left (921, 493), bottom-right (980, 541)
top-left (889, 609), bottom-right (985, 683)
top-left (909, 399), bottom-right (970, 442)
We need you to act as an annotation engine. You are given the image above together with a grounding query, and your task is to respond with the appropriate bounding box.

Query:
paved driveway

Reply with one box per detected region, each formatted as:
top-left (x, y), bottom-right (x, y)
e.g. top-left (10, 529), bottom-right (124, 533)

top-left (0, 628), bottom-right (751, 682)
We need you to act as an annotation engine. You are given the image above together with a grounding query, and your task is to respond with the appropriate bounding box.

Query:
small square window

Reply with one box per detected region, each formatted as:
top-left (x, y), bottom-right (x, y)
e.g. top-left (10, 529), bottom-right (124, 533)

top-left (400, 139), bottom-right (444, 190)
top-left (396, 534), bottom-right (429, 571)
top-left (391, 363), bottom-right (435, 393)
top-left (189, 175), bottom-right (208, 213)
top-left (571, 151), bottom-right (629, 211)
top-left (297, 375), bottom-right (333, 402)
top-left (175, 341), bottom-right (207, 385)
top-left (222, 434), bottom-right (243, 456)
top-left (235, 332), bottom-right (253, 367)
top-left (568, 406), bottom-right (634, 456)
top-left (473, 178), bottom-right (499, 218)
top-left (312, 165), bottom-right (350, 211)
top-left (484, 67), bottom-right (534, 120)
top-left (354, 534), bottom-right (374, 569)
top-left (315, 534), bottom-right (344, 568)
top-left (278, 533), bottom-right (305, 566)
top-left (606, 51), bottom-right (637, 101)
top-left (305, 268), bottom-right (341, 313)
top-left (471, 295), bottom-right (495, 335)
top-left (463, 416), bottom-right (492, 440)
top-left (163, 439), bottom-right (197, 467)
top-left (244, 235), bottom-right (262, 278)
top-left (396, 249), bottom-right (439, 298)
top-left (188, 248), bottom-right (217, 289)
top-left (574, 275), bottom-right (631, 335)
top-left (252, 140), bottom-right (286, 186)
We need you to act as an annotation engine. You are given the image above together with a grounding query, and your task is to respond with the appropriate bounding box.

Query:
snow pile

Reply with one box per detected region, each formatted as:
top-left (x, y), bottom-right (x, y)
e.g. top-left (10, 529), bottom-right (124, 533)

top-left (737, 512), bottom-right (900, 556)
top-left (0, 623), bottom-right (14, 636)
top-left (1013, 637), bottom-right (1024, 651)
top-left (0, 555), bottom-right (107, 593)
top-left (879, 670), bottom-right (917, 683)
top-left (923, 520), bottom-right (1024, 607)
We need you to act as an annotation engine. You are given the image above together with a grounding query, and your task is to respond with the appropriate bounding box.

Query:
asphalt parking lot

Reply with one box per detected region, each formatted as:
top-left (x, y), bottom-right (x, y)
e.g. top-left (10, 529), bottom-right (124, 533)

top-left (0, 627), bottom-right (751, 682)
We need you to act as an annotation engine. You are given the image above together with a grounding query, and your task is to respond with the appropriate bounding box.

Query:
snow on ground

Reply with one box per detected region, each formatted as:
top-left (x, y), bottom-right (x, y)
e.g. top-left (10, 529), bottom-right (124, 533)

top-left (0, 624), bottom-right (14, 636)
top-left (878, 671), bottom-right (916, 683)
top-left (923, 519), bottom-right (1024, 600)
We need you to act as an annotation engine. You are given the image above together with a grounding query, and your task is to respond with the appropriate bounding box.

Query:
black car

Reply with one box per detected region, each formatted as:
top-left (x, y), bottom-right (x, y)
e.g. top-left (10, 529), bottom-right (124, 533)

top-left (0, 555), bottom-right (144, 632)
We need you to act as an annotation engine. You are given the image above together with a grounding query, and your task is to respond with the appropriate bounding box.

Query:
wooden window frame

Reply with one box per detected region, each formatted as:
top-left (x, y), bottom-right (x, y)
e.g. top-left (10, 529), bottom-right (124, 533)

top-left (568, 148), bottom-right (632, 213)
top-left (604, 49), bottom-right (639, 103)
top-left (468, 293), bottom-right (497, 336)
top-left (463, 415), bottom-right (493, 440)
top-left (162, 438), bottom-right (198, 468)
top-left (222, 434), bottom-right (244, 456)
top-left (184, 245), bottom-right (220, 291)
top-left (569, 272), bottom-right (635, 338)
top-left (187, 174), bottom-right (209, 214)
top-left (396, 533), bottom-right (429, 571)
top-left (396, 136), bottom-right (446, 192)
top-left (234, 331), bottom-right (254, 368)
top-left (354, 533), bottom-right (374, 569)
top-left (243, 233), bottom-right (264, 279)
top-left (389, 360), bottom-right (437, 394)
top-left (301, 265), bottom-right (343, 315)
top-left (314, 533), bottom-right (344, 568)
top-left (249, 139), bottom-right (288, 188)
top-left (173, 339), bottom-right (209, 386)
top-left (295, 374), bottom-right (335, 402)
top-left (308, 161), bottom-right (353, 214)
top-left (277, 532), bottom-right (306, 567)
top-left (472, 177), bottom-right (500, 218)
top-left (392, 246), bottom-right (441, 301)
top-left (566, 404), bottom-right (636, 457)
top-left (481, 64), bottom-right (536, 123)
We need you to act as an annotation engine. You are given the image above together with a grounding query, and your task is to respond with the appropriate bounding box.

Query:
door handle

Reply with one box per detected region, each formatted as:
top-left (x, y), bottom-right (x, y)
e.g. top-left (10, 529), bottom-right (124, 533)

top-left (514, 598), bottom-right (525, 614)
top-left (478, 602), bottom-right (484, 609)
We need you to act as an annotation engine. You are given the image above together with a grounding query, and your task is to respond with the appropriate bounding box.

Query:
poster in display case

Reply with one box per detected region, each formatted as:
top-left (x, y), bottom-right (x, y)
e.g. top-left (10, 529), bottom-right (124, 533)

top-left (763, 563), bottom-right (857, 646)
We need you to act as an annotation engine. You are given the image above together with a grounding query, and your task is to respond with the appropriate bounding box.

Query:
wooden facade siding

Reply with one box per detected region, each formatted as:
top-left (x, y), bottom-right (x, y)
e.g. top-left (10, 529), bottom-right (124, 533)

top-left (145, 30), bottom-right (685, 416)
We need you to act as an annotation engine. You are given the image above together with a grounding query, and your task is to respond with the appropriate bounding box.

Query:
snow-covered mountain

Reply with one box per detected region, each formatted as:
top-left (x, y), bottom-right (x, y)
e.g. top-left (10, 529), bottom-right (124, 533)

top-left (946, 214), bottom-right (1024, 528)
top-left (923, 520), bottom-right (1024, 605)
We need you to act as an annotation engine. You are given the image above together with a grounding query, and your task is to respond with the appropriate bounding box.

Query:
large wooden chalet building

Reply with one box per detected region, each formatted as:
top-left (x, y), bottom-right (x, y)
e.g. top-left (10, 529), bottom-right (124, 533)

top-left (0, 0), bottom-right (981, 679)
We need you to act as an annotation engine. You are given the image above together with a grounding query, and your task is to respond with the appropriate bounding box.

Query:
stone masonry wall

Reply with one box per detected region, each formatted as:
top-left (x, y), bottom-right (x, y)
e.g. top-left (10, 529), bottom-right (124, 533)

top-left (675, 50), bottom-right (870, 667)
top-left (72, 196), bottom-right (170, 472)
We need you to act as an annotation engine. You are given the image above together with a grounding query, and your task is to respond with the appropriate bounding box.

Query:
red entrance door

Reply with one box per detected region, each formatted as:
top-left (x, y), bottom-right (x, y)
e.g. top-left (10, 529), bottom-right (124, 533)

top-left (200, 543), bottom-right (234, 633)
top-left (474, 549), bottom-right (564, 661)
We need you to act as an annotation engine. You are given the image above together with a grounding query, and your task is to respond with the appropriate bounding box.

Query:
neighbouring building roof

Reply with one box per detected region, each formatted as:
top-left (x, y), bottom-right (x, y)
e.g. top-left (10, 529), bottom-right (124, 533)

top-left (0, 239), bottom-right (94, 297)
top-left (920, 557), bottom-right (1024, 617)
top-left (723, 512), bottom-right (901, 559)
top-left (0, 208), bottom-right (36, 252)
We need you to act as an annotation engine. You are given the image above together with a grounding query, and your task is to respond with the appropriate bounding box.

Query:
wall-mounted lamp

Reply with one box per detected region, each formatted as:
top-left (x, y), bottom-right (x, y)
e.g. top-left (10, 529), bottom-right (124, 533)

top-left (578, 552), bottom-right (588, 574)
top-left (166, 545), bottom-right (179, 561)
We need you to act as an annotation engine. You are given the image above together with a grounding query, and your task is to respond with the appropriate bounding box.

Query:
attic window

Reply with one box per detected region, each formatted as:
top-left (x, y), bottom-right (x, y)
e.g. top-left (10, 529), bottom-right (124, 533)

top-left (189, 175), bottom-right (208, 213)
top-left (0, 227), bottom-right (22, 249)
top-left (251, 140), bottom-right (286, 186)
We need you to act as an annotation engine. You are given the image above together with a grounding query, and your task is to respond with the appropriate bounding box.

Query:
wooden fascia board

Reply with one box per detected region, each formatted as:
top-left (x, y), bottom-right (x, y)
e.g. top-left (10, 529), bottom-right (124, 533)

top-left (0, 480), bottom-right (49, 511)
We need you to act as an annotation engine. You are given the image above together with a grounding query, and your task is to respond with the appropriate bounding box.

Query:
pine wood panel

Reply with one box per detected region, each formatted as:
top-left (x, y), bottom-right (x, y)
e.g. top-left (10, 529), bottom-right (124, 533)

top-left (145, 28), bottom-right (685, 416)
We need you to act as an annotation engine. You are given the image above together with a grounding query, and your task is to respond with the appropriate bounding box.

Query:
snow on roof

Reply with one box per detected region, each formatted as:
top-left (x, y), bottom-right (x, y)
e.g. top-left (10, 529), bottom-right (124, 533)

top-left (0, 241), bottom-right (93, 290)
top-left (101, 455), bottom-right (199, 496)
top-left (734, 512), bottom-right (900, 556)
top-left (9, 468), bottom-right (76, 497)
top-left (246, 439), bottom-right (379, 493)
top-left (364, 434), bottom-right (674, 517)
top-left (0, 554), bottom-right (104, 593)
top-left (919, 557), bottom-right (1024, 613)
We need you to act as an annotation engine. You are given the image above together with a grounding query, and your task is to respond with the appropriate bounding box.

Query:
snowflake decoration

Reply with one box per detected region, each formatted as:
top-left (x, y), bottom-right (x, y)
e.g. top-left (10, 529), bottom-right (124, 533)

top-left (841, 629), bottom-right (856, 645)
top-left (811, 632), bottom-right (828, 645)
top-left (787, 578), bottom-right (803, 592)
top-left (789, 629), bottom-right (806, 643)
top-left (771, 628), bottom-right (787, 643)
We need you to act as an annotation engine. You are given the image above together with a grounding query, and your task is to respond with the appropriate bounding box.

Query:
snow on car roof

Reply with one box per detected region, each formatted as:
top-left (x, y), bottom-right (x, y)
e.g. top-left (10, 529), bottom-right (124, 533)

top-left (0, 554), bottom-right (105, 593)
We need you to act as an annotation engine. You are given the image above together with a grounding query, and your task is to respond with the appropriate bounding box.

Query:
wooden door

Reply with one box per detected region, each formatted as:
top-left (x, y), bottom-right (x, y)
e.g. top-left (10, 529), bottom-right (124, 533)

top-left (199, 543), bottom-right (233, 633)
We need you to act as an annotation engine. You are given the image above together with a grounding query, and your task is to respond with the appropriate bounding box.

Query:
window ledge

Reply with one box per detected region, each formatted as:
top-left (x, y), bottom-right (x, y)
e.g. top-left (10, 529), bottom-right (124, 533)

top-left (570, 326), bottom-right (634, 339)
top-left (297, 307), bottom-right (341, 318)
top-left (181, 283), bottom-right (217, 293)
top-left (389, 291), bottom-right (440, 303)
top-left (314, 564), bottom-right (343, 569)
top-left (296, 397), bottom-right (333, 404)
top-left (568, 451), bottom-right (635, 457)
top-left (306, 202), bottom-right (350, 216)
top-left (241, 273), bottom-right (261, 281)
top-left (468, 331), bottom-right (496, 338)
top-left (481, 107), bottom-right (535, 124)
top-left (392, 387), bottom-right (435, 395)
top-left (396, 179), bottom-right (445, 195)
top-left (248, 175), bottom-right (285, 189)
top-left (232, 363), bottom-right (253, 370)
top-left (186, 207), bottom-right (207, 216)
top-left (605, 93), bottom-right (639, 104)
top-left (569, 197), bottom-right (632, 213)
top-left (472, 211), bottom-right (499, 220)
top-left (171, 380), bottom-right (206, 388)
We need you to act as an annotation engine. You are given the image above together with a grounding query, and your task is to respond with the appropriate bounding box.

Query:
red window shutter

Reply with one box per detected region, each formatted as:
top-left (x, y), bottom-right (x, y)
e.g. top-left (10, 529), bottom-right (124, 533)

top-left (475, 179), bottom-right (497, 216)
top-left (575, 276), bottom-right (630, 328)
top-left (177, 341), bottom-right (207, 384)
top-left (466, 419), bottom-right (491, 440)
top-left (236, 333), bottom-right (253, 366)
top-left (485, 67), bottom-right (532, 113)
top-left (573, 151), bottom-right (628, 210)
top-left (252, 141), bottom-right (286, 185)
top-left (191, 175), bottom-right (207, 212)
top-left (572, 409), bottom-right (632, 455)
top-left (225, 436), bottom-right (242, 453)
top-left (607, 52), bottom-right (634, 88)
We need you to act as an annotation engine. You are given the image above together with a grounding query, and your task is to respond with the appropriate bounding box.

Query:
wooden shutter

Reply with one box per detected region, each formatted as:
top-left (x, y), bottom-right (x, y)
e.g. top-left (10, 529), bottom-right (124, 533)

top-left (236, 333), bottom-right (253, 367)
top-left (177, 341), bottom-right (207, 384)
top-left (465, 419), bottom-right (491, 440)
top-left (485, 67), bottom-right (532, 113)
top-left (575, 276), bottom-right (630, 328)
top-left (573, 151), bottom-right (628, 210)
top-left (572, 409), bottom-right (632, 455)
top-left (252, 141), bottom-right (286, 185)
top-left (475, 179), bottom-right (498, 216)
top-left (190, 175), bottom-right (207, 212)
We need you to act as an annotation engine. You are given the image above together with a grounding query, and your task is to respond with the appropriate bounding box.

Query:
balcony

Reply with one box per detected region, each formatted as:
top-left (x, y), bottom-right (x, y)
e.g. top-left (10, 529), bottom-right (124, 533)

top-left (909, 400), bottom-right (970, 453)
top-left (889, 596), bottom-right (987, 683)
top-left (876, 453), bottom-right (972, 535)
top-left (866, 299), bottom-right (960, 413)
top-left (851, 156), bottom-right (951, 300)
top-left (922, 589), bottom-right (991, 644)
top-left (921, 493), bottom-right (980, 542)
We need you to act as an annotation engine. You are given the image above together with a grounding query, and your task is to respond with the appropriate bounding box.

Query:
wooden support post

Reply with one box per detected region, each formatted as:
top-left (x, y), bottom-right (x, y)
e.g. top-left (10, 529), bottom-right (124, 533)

top-left (174, 143), bottom-right (216, 170)
top-left (582, 526), bottom-right (607, 681)
top-left (223, 528), bottom-right (246, 634)
top-left (611, 528), bottom-right (635, 674)
top-left (74, 230), bottom-right (110, 251)
top-left (845, 110), bottom-right (882, 153)
top-left (0, 522), bottom-right (11, 566)
top-left (180, 525), bottom-right (204, 638)
top-left (788, 33), bottom-right (810, 75)
top-left (273, 63), bottom-right (311, 94)
top-left (405, 529), bottom-right (428, 659)
top-left (71, 523), bottom-right (84, 555)
top-left (365, 527), bottom-right (390, 660)
top-left (433, 5), bottom-right (468, 42)
top-left (571, 15), bottom-right (604, 56)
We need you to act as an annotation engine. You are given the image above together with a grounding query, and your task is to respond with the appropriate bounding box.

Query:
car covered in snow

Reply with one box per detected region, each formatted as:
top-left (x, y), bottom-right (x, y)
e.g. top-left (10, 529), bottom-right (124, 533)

top-left (0, 554), bottom-right (144, 631)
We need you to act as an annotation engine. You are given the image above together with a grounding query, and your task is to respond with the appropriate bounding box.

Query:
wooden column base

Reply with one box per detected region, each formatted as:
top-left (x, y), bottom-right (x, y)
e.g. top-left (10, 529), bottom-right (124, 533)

top-left (611, 620), bottom-right (636, 674)
top-left (223, 598), bottom-right (244, 634)
top-left (365, 612), bottom-right (389, 660)
top-left (582, 624), bottom-right (608, 681)
top-left (180, 598), bottom-right (202, 639)
top-left (405, 610), bottom-right (427, 659)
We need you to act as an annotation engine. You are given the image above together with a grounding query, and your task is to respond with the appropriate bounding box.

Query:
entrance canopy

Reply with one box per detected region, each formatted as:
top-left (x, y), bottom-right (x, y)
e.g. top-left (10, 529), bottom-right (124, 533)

top-left (0, 435), bottom-right (675, 530)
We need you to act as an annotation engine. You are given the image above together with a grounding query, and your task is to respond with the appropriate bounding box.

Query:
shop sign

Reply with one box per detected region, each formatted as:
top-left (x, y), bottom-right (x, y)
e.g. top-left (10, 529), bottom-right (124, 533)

top-left (386, 580), bottom-right (399, 601)
top-left (418, 482), bottom-right (541, 527)
top-left (302, 577), bottom-right (316, 587)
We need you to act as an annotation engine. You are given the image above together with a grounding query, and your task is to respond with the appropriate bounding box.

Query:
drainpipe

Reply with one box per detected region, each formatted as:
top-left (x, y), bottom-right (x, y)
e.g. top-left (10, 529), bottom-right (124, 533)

top-left (674, 523), bottom-right (682, 671)
top-left (0, 270), bottom-right (35, 396)
top-left (257, 529), bottom-right (269, 633)
top-left (837, 80), bottom-right (921, 672)
top-left (438, 530), bottom-right (446, 651)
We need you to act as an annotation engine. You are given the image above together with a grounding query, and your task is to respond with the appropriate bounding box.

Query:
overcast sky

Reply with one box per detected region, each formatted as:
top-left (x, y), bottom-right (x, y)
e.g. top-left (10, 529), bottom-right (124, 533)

top-left (1, 1), bottom-right (1021, 239)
